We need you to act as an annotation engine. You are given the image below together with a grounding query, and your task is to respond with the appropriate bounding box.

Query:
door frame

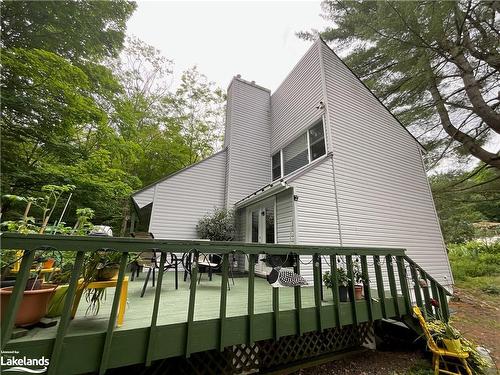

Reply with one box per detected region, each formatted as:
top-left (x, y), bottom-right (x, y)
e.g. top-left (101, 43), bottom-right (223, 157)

top-left (244, 196), bottom-right (277, 275)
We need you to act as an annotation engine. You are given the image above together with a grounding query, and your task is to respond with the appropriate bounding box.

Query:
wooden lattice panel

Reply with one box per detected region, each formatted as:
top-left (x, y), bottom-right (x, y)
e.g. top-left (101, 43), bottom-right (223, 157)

top-left (123, 323), bottom-right (372, 375)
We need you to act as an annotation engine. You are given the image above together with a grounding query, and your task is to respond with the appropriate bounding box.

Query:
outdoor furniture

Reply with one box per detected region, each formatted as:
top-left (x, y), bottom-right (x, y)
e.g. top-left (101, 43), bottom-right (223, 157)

top-left (183, 252), bottom-right (235, 289)
top-left (71, 276), bottom-right (129, 327)
top-left (138, 251), bottom-right (180, 297)
top-left (11, 250), bottom-right (61, 281)
top-left (412, 306), bottom-right (471, 375)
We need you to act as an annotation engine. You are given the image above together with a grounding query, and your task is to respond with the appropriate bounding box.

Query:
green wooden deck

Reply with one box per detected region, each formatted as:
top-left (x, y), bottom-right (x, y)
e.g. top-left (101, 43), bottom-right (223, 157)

top-left (1, 233), bottom-right (451, 375)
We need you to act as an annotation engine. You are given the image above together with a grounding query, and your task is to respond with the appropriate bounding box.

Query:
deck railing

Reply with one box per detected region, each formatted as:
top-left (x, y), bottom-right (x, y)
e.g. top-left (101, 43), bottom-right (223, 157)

top-left (0, 233), bottom-right (451, 374)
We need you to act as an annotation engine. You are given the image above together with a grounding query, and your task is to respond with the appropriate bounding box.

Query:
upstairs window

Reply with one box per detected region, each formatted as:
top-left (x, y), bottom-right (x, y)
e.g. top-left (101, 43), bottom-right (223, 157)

top-left (309, 120), bottom-right (326, 161)
top-left (283, 134), bottom-right (308, 175)
top-left (272, 152), bottom-right (281, 181)
top-left (271, 118), bottom-right (326, 180)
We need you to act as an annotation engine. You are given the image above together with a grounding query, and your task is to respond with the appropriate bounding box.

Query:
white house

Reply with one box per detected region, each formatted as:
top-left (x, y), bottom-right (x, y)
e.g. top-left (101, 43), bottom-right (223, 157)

top-left (131, 39), bottom-right (453, 287)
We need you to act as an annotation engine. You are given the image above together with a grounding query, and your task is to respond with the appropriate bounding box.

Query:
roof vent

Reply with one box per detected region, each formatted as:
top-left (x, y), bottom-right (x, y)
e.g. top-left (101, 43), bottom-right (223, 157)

top-left (251, 81), bottom-right (255, 85)
top-left (236, 74), bottom-right (241, 78)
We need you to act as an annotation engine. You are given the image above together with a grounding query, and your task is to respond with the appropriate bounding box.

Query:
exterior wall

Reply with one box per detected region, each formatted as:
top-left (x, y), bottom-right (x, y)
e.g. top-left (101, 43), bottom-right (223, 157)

top-left (270, 43), bottom-right (324, 154)
top-left (225, 78), bottom-right (272, 206)
top-left (319, 41), bottom-right (452, 286)
top-left (148, 151), bottom-right (227, 239)
top-left (276, 189), bottom-right (295, 244)
top-left (133, 185), bottom-right (155, 209)
top-left (290, 158), bottom-right (342, 283)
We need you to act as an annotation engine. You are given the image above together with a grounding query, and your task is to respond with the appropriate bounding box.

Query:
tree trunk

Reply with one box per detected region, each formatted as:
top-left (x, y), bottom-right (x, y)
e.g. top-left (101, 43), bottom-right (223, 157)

top-left (449, 47), bottom-right (500, 134)
top-left (428, 80), bottom-right (500, 169)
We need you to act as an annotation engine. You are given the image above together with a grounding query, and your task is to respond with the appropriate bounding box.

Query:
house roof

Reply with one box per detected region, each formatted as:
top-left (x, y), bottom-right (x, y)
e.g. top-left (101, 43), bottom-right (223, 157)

top-left (131, 149), bottom-right (227, 206)
top-left (234, 153), bottom-right (331, 208)
top-left (318, 37), bottom-right (426, 152)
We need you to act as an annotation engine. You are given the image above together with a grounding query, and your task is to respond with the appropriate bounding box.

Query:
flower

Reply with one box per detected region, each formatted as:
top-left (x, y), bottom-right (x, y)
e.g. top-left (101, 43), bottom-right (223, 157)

top-left (429, 298), bottom-right (440, 307)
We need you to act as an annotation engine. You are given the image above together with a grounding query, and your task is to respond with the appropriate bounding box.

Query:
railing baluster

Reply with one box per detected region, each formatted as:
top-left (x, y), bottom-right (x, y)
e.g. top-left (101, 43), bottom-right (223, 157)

top-left (185, 250), bottom-right (199, 358)
top-left (273, 286), bottom-right (280, 341)
top-left (373, 255), bottom-right (387, 319)
top-left (438, 287), bottom-right (450, 322)
top-left (1, 249), bottom-right (36, 349)
top-left (145, 251), bottom-right (167, 366)
top-left (409, 263), bottom-right (423, 313)
top-left (419, 269), bottom-right (431, 319)
top-left (313, 253), bottom-right (323, 331)
top-left (99, 251), bottom-right (129, 375)
top-left (219, 253), bottom-right (229, 351)
top-left (385, 255), bottom-right (400, 316)
top-left (293, 254), bottom-right (303, 335)
top-left (430, 280), bottom-right (440, 318)
top-left (48, 251), bottom-right (85, 375)
top-left (247, 254), bottom-right (255, 345)
top-left (345, 255), bottom-right (358, 326)
top-left (396, 256), bottom-right (411, 314)
top-left (329, 255), bottom-right (341, 327)
top-left (360, 255), bottom-right (373, 321)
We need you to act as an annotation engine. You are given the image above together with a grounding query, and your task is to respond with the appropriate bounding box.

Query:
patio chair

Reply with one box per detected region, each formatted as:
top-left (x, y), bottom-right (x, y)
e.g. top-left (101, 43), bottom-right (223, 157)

top-left (129, 232), bottom-right (180, 297)
top-left (183, 252), bottom-right (234, 290)
top-left (412, 306), bottom-right (472, 375)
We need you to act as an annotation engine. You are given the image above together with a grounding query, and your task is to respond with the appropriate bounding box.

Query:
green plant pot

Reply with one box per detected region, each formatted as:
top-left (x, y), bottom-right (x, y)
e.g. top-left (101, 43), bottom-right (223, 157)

top-left (443, 338), bottom-right (462, 352)
top-left (46, 284), bottom-right (69, 318)
top-left (97, 264), bottom-right (119, 281)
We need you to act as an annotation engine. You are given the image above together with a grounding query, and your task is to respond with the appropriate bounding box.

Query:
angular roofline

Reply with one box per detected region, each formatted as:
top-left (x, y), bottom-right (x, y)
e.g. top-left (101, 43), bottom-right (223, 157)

top-left (318, 37), bottom-right (426, 152)
top-left (131, 148), bottom-right (227, 198)
top-left (227, 75), bottom-right (271, 94)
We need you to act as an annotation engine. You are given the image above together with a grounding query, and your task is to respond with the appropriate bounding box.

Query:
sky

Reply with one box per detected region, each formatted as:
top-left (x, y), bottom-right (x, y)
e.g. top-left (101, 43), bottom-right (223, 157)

top-left (126, 1), bottom-right (329, 92)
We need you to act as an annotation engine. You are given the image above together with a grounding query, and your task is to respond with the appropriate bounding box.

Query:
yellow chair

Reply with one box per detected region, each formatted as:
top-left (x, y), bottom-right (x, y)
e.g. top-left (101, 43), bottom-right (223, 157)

top-left (412, 306), bottom-right (472, 375)
top-left (11, 251), bottom-right (61, 279)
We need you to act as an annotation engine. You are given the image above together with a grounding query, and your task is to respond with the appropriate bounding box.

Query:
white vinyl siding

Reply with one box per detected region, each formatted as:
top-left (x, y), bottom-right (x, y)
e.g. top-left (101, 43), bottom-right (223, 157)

top-left (148, 151), bottom-right (226, 239)
top-left (319, 41), bottom-right (452, 287)
top-left (271, 43), bottom-right (324, 153)
top-left (276, 189), bottom-right (295, 244)
top-left (133, 185), bottom-right (155, 209)
top-left (225, 78), bottom-right (271, 206)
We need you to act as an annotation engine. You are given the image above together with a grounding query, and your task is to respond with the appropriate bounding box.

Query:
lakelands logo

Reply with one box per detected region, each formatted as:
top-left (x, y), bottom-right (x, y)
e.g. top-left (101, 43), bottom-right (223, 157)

top-left (1, 351), bottom-right (49, 373)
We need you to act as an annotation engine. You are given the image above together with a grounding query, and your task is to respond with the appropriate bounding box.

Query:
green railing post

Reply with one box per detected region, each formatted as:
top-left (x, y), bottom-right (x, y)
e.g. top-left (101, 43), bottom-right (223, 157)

top-left (247, 254), bottom-right (255, 345)
top-left (373, 255), bottom-right (387, 319)
top-left (346, 255), bottom-right (358, 326)
top-left (430, 280), bottom-right (440, 318)
top-left (273, 286), bottom-right (280, 341)
top-left (409, 263), bottom-right (423, 313)
top-left (329, 255), bottom-right (341, 327)
top-left (219, 253), bottom-right (229, 351)
top-left (185, 251), bottom-right (199, 358)
top-left (145, 251), bottom-right (167, 366)
top-left (438, 287), bottom-right (450, 322)
top-left (313, 253), bottom-right (323, 331)
top-left (396, 256), bottom-right (411, 314)
top-left (1, 249), bottom-right (36, 349)
top-left (385, 255), bottom-right (400, 316)
top-left (360, 255), bottom-right (373, 321)
top-left (48, 251), bottom-right (85, 375)
top-left (293, 254), bottom-right (303, 335)
top-left (99, 251), bottom-right (129, 375)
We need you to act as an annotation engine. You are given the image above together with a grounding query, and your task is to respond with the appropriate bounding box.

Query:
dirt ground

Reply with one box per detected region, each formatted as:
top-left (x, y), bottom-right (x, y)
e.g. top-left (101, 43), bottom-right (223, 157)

top-left (293, 285), bottom-right (499, 374)
top-left (449, 285), bottom-right (500, 367)
top-left (293, 350), bottom-right (432, 375)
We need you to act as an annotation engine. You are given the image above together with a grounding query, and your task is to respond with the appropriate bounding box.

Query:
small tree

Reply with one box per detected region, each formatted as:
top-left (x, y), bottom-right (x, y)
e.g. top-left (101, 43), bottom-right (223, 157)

top-left (196, 207), bottom-right (235, 241)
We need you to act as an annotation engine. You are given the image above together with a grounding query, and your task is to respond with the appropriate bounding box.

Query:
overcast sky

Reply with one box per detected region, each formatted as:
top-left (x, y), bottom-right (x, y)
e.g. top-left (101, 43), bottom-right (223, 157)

top-left (126, 1), bottom-right (329, 92)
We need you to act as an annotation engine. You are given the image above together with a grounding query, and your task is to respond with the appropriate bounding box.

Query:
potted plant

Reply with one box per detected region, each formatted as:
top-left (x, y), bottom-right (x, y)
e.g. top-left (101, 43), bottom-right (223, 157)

top-left (352, 259), bottom-right (366, 300)
top-left (323, 267), bottom-right (350, 302)
top-left (46, 264), bottom-right (73, 318)
top-left (0, 268), bottom-right (57, 327)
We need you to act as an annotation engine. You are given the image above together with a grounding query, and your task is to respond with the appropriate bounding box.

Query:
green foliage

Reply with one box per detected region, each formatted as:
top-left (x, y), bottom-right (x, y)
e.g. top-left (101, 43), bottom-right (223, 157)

top-left (323, 268), bottom-right (349, 288)
top-left (301, 1), bottom-right (500, 170)
top-left (196, 208), bottom-right (235, 241)
top-left (448, 241), bottom-right (500, 281)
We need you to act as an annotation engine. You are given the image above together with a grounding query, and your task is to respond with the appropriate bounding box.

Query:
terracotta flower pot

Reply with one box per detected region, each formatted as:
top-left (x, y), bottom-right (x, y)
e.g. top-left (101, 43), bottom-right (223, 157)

top-left (42, 258), bottom-right (56, 269)
top-left (354, 284), bottom-right (364, 300)
top-left (97, 264), bottom-right (119, 281)
top-left (0, 284), bottom-right (57, 327)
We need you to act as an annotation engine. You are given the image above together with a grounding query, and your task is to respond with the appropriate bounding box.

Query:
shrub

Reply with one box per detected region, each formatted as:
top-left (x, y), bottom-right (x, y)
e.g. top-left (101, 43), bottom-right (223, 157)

top-left (196, 207), bottom-right (235, 241)
top-left (448, 241), bottom-right (500, 281)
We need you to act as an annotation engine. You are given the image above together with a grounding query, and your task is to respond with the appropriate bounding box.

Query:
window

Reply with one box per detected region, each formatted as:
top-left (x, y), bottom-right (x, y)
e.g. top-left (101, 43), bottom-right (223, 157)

top-left (283, 133), bottom-right (308, 175)
top-left (272, 152), bottom-right (281, 181)
top-left (271, 118), bottom-right (326, 179)
top-left (309, 120), bottom-right (326, 161)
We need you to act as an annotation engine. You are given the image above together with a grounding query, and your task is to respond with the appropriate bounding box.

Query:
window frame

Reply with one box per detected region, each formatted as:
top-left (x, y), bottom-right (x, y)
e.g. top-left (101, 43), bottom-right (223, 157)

top-left (271, 117), bottom-right (326, 181)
